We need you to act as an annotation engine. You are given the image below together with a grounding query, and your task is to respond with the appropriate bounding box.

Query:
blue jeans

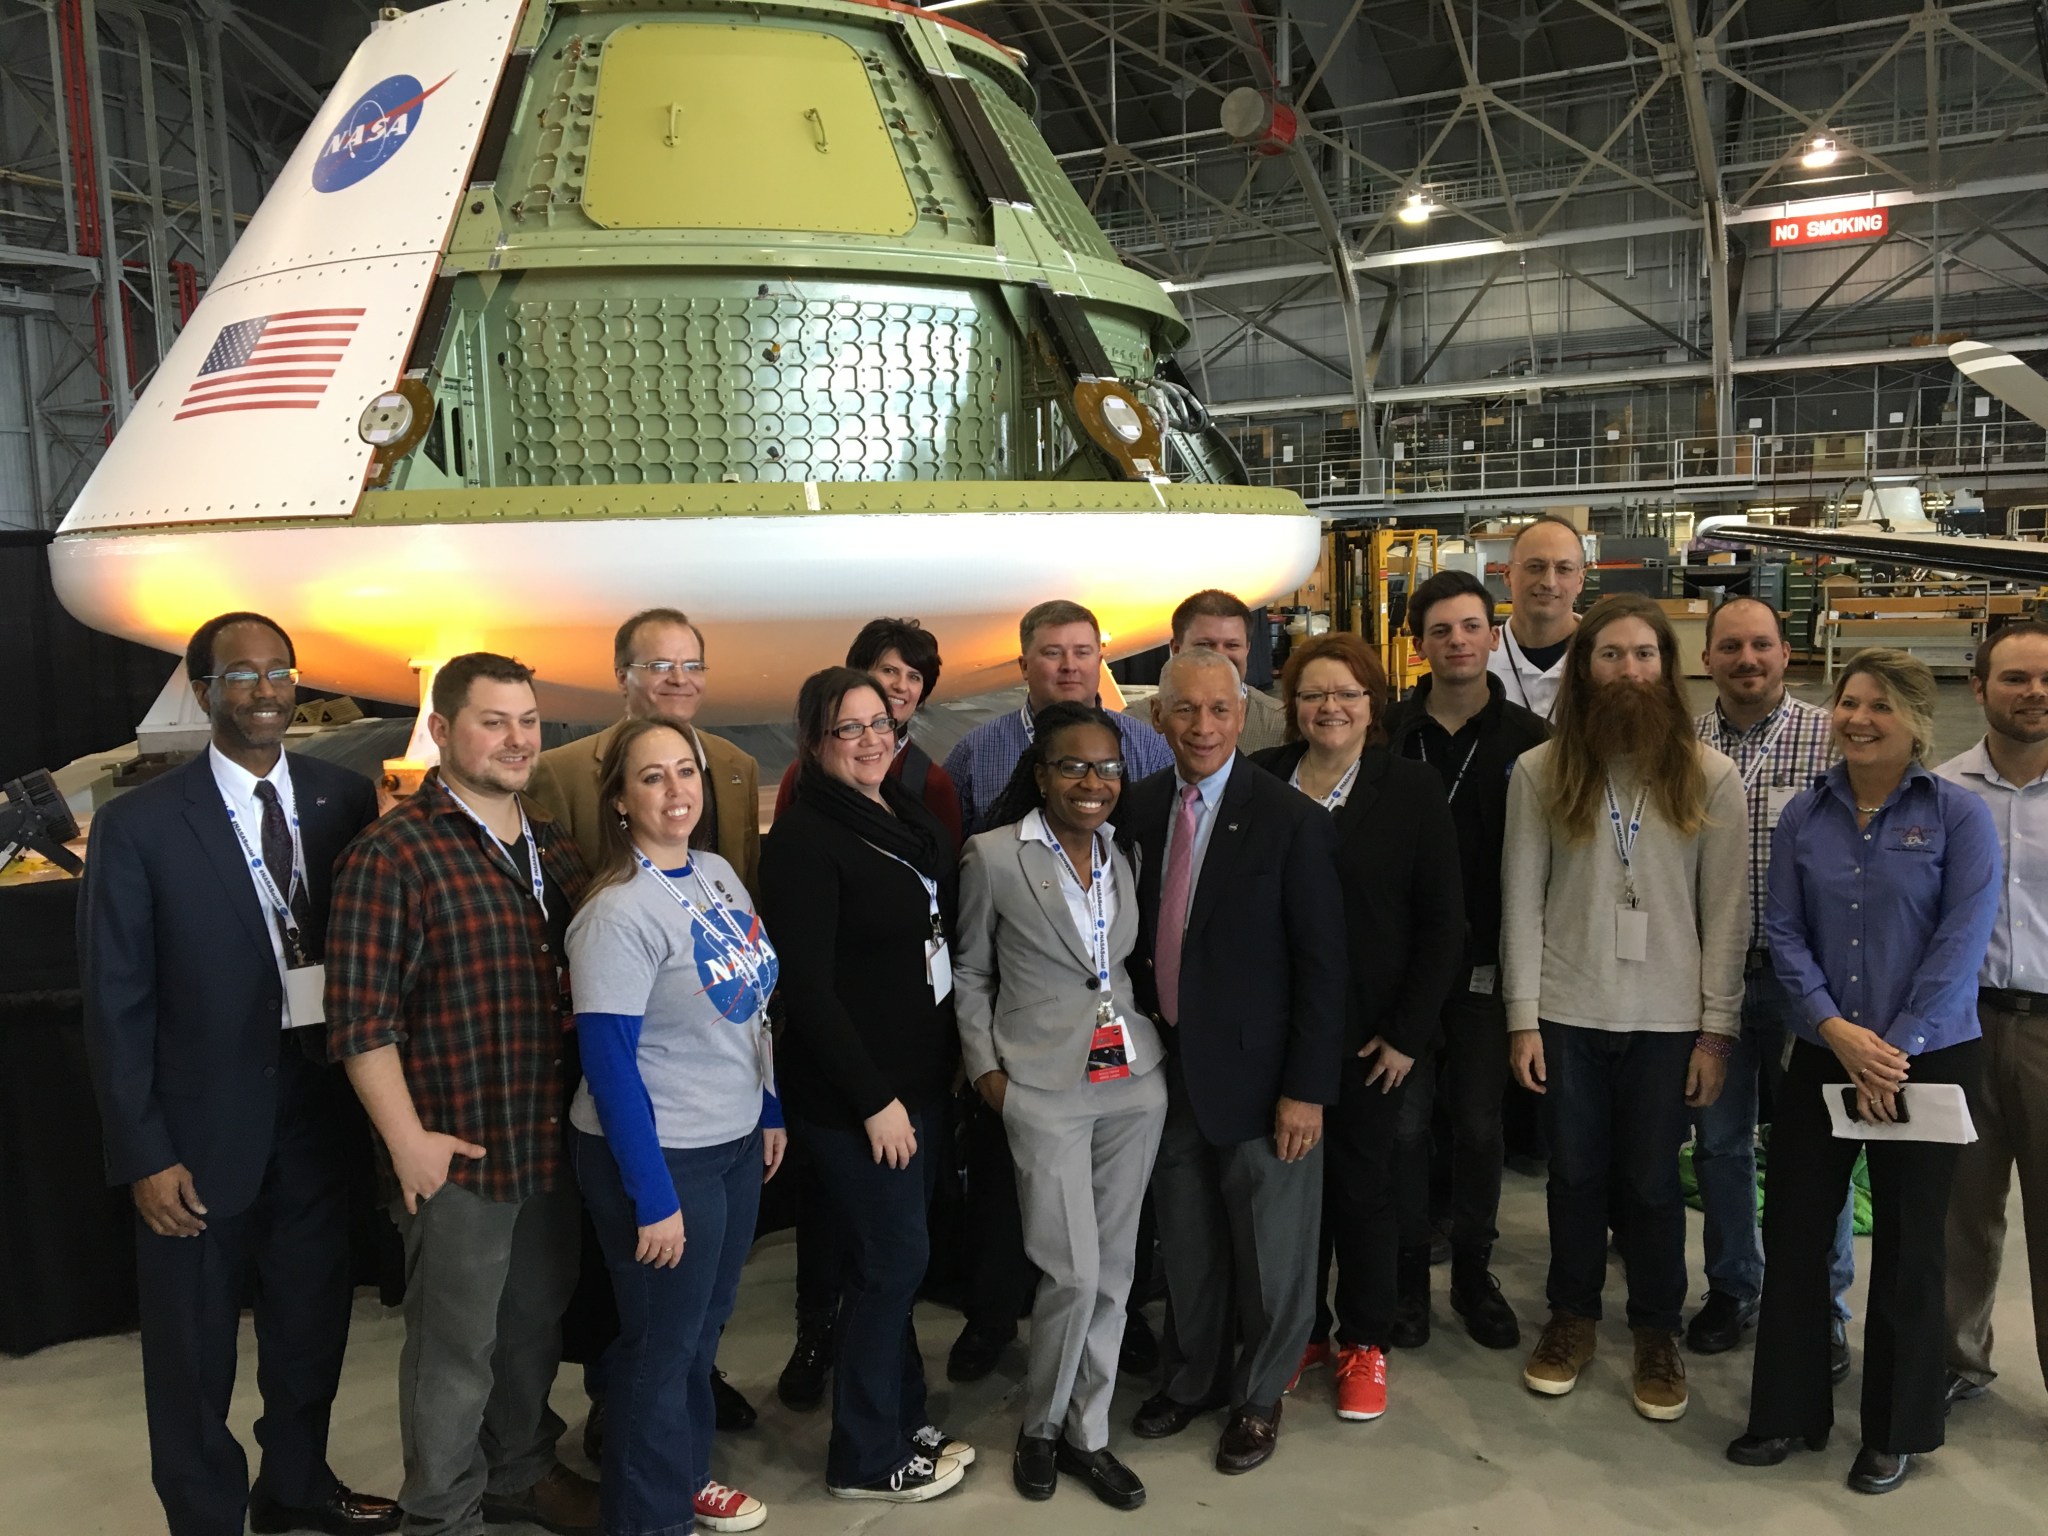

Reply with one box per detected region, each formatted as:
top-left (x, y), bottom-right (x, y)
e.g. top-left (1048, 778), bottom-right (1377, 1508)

top-left (790, 1107), bottom-right (937, 1488)
top-left (1541, 1024), bottom-right (1694, 1333)
top-left (1693, 963), bottom-right (1856, 1321)
top-left (575, 1129), bottom-right (762, 1536)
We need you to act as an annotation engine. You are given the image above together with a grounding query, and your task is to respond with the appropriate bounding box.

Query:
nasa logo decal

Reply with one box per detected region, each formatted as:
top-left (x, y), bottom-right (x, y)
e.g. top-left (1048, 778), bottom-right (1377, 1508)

top-left (312, 72), bottom-right (452, 192)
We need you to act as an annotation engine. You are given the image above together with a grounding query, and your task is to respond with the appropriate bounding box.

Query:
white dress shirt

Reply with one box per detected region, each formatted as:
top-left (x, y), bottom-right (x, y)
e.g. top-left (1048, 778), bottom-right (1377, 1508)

top-left (1937, 738), bottom-right (2048, 991)
top-left (1487, 624), bottom-right (1569, 722)
top-left (208, 744), bottom-right (302, 1027)
top-left (1018, 809), bottom-right (1121, 950)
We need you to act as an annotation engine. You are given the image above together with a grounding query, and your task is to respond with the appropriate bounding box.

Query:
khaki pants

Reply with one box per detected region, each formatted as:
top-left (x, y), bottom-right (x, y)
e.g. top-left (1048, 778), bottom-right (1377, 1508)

top-left (1945, 999), bottom-right (2048, 1390)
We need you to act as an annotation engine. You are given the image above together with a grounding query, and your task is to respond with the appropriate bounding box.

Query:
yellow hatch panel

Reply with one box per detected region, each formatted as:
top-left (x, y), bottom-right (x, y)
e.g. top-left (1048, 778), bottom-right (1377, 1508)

top-left (584, 24), bottom-right (917, 237)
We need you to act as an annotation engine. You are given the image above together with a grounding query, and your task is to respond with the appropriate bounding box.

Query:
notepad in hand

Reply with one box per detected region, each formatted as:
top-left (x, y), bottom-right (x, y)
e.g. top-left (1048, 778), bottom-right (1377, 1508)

top-left (1824, 1082), bottom-right (1977, 1144)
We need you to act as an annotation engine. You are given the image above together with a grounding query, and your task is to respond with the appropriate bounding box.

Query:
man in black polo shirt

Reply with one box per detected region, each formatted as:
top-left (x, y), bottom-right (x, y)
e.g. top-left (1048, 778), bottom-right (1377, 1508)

top-left (1382, 570), bottom-right (1548, 1350)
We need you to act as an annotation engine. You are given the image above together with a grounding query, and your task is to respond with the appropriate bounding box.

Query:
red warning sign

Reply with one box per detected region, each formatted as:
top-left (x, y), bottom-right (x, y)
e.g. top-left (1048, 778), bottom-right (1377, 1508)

top-left (1769, 208), bottom-right (1889, 248)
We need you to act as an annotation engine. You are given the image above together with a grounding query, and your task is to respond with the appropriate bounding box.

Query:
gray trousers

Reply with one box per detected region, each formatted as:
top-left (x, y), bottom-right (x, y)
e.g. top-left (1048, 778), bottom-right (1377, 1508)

top-left (1004, 1067), bottom-right (1168, 1450)
top-left (392, 1180), bottom-right (579, 1536)
top-left (1151, 1055), bottom-right (1323, 1414)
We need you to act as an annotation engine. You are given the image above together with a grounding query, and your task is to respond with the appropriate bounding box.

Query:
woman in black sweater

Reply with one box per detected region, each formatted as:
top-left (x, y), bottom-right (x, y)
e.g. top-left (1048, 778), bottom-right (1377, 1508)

top-left (1250, 633), bottom-right (1464, 1425)
top-left (759, 666), bottom-right (970, 1505)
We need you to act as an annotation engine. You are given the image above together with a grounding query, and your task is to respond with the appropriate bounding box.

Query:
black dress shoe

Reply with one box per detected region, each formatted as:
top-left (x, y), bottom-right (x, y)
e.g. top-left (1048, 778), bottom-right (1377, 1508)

top-left (1013, 1430), bottom-right (1058, 1501)
top-left (1945, 1370), bottom-right (1989, 1414)
top-left (1131, 1390), bottom-right (1215, 1439)
top-left (1684, 1290), bottom-right (1759, 1355)
top-left (778, 1312), bottom-right (834, 1411)
top-left (249, 1486), bottom-right (401, 1535)
top-left (580, 1395), bottom-right (605, 1464)
top-left (1055, 1439), bottom-right (1145, 1510)
top-left (1847, 1447), bottom-right (1912, 1494)
top-left (1214, 1401), bottom-right (1281, 1474)
top-left (947, 1321), bottom-right (1015, 1383)
top-left (712, 1368), bottom-right (757, 1431)
top-left (1450, 1267), bottom-right (1522, 1351)
top-left (1726, 1430), bottom-right (1828, 1466)
top-left (1829, 1319), bottom-right (1851, 1385)
top-left (1119, 1311), bottom-right (1160, 1375)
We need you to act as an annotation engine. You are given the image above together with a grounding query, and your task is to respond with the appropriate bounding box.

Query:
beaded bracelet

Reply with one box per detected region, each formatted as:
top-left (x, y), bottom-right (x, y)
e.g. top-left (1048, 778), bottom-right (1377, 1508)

top-left (1692, 1031), bottom-right (1736, 1059)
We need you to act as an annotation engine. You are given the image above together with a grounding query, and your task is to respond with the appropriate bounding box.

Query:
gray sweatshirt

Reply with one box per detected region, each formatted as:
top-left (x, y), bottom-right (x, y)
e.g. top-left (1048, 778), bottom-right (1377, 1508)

top-left (1501, 740), bottom-right (1749, 1037)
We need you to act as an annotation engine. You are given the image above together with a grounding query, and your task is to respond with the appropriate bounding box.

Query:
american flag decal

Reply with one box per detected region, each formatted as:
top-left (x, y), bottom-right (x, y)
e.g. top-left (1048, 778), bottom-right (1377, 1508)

top-left (174, 308), bottom-right (365, 421)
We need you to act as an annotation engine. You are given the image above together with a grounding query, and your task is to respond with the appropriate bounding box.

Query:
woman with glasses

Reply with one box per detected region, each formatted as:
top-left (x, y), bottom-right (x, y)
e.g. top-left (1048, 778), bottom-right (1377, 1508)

top-left (954, 702), bottom-right (1166, 1511)
top-left (759, 666), bottom-right (973, 1504)
top-left (1251, 633), bottom-right (1464, 1424)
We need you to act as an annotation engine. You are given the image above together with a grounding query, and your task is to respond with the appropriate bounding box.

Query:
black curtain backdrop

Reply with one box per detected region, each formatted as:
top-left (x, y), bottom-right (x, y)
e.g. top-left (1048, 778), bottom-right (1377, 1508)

top-left (0, 530), bottom-right (176, 784)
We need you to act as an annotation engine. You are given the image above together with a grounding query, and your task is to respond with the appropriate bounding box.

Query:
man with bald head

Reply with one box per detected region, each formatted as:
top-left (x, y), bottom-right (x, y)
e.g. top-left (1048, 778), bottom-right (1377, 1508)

top-left (1118, 648), bottom-right (1346, 1475)
top-left (1689, 596), bottom-right (1854, 1369)
top-left (1488, 516), bottom-right (1586, 721)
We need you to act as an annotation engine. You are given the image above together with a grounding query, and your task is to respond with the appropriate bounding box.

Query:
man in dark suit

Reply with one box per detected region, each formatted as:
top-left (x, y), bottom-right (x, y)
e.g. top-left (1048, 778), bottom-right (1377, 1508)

top-left (80, 612), bottom-right (396, 1536)
top-left (1118, 646), bottom-right (1346, 1474)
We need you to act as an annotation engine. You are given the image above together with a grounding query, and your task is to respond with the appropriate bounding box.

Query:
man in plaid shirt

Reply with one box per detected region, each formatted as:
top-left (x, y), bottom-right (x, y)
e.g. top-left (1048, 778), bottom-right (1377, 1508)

top-left (1687, 598), bottom-right (1856, 1373)
top-left (328, 653), bottom-right (598, 1536)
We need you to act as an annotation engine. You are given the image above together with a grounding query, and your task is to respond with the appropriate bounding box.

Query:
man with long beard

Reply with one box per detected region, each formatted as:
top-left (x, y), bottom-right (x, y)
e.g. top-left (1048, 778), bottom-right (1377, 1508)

top-left (1501, 594), bottom-right (1749, 1425)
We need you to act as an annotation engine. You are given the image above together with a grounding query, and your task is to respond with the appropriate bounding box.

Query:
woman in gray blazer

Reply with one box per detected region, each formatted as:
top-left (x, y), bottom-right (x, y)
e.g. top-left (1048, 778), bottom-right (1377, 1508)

top-left (955, 701), bottom-right (1167, 1513)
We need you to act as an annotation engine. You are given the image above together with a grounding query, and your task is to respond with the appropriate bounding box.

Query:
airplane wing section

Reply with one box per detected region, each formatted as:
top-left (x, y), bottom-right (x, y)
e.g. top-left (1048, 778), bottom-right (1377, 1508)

top-left (1708, 523), bottom-right (2048, 583)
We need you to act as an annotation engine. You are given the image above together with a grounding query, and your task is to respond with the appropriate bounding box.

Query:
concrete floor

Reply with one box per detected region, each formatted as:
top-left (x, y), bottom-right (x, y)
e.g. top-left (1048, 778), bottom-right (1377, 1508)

top-left (6, 1172), bottom-right (2045, 1535)
top-left (7, 671), bottom-right (2037, 1535)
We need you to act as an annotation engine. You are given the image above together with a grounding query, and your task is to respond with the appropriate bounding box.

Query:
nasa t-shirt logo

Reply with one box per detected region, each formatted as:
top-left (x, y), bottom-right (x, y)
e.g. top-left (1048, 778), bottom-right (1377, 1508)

top-left (312, 72), bottom-right (451, 192)
top-left (694, 911), bottom-right (778, 1022)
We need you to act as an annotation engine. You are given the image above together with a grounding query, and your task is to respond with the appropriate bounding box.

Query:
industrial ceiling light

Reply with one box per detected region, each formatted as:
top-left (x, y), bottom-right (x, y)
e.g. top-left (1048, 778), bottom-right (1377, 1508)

top-left (1800, 133), bottom-right (1841, 169)
top-left (1398, 190), bottom-right (1434, 225)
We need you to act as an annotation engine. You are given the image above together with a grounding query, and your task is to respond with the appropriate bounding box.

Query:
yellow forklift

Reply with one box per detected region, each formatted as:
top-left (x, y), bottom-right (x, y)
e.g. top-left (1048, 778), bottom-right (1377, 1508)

top-left (1324, 524), bottom-right (1441, 694)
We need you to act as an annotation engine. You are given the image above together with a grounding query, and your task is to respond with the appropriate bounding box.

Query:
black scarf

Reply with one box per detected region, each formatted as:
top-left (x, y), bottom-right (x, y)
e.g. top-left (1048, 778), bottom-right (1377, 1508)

top-left (795, 761), bottom-right (957, 917)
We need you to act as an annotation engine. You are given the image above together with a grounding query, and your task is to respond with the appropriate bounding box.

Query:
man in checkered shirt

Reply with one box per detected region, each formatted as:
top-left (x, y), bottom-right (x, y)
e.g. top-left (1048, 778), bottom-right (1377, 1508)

top-left (328, 653), bottom-right (600, 1536)
top-left (1687, 596), bottom-right (1857, 1374)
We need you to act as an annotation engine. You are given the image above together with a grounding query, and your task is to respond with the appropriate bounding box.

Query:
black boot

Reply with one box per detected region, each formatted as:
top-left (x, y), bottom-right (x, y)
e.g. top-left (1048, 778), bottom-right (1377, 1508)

top-left (777, 1309), bottom-right (834, 1412)
top-left (1391, 1245), bottom-right (1432, 1348)
top-left (1450, 1245), bottom-right (1521, 1350)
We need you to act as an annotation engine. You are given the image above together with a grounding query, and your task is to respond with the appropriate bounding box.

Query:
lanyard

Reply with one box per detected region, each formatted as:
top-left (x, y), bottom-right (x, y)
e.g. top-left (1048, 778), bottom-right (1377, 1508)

top-left (1291, 754), bottom-right (1361, 810)
top-left (1418, 733), bottom-right (1481, 804)
top-left (1019, 703), bottom-right (1038, 744)
top-left (223, 777), bottom-right (304, 934)
top-left (632, 850), bottom-right (777, 1008)
top-left (864, 842), bottom-right (944, 942)
top-left (1046, 828), bottom-right (1115, 1019)
top-left (1729, 704), bottom-right (1794, 793)
top-left (444, 783), bottom-right (548, 919)
top-left (1604, 777), bottom-right (1650, 909)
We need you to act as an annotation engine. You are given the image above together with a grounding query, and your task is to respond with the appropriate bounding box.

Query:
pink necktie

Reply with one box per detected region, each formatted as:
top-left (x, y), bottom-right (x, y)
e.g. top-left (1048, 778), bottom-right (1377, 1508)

top-left (1154, 782), bottom-right (1201, 1026)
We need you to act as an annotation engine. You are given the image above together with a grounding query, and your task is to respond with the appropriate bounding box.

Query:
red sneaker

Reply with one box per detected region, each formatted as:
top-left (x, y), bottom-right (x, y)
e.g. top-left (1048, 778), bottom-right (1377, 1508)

top-left (1334, 1344), bottom-right (1388, 1421)
top-left (1286, 1337), bottom-right (1332, 1394)
top-left (695, 1481), bottom-right (767, 1533)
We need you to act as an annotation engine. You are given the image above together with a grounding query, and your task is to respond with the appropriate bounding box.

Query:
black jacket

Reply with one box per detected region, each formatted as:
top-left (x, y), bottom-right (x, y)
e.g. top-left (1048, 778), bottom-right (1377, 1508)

top-left (759, 794), bottom-right (960, 1129)
top-left (1119, 754), bottom-right (1347, 1146)
top-left (79, 751), bottom-right (378, 1216)
top-left (1381, 674), bottom-right (1549, 966)
top-left (1249, 743), bottom-right (1465, 1060)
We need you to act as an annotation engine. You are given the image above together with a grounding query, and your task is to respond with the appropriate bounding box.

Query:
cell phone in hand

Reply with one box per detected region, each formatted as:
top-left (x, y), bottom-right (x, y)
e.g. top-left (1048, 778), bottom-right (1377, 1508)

top-left (1839, 1085), bottom-right (1912, 1125)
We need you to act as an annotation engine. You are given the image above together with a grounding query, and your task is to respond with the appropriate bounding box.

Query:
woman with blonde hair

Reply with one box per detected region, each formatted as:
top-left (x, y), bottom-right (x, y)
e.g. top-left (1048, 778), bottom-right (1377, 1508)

top-left (1730, 650), bottom-right (1999, 1494)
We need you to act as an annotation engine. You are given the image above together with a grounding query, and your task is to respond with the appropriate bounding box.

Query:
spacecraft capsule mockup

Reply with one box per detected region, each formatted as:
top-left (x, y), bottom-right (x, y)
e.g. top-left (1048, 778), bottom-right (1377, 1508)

top-left (50, 0), bottom-right (1317, 724)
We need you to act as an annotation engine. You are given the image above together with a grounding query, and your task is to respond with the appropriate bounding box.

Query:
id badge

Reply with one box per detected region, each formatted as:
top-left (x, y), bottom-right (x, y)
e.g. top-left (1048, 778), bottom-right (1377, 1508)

top-left (1088, 1017), bottom-right (1133, 1082)
top-left (1468, 964), bottom-right (1498, 996)
top-left (1764, 784), bottom-right (1798, 828)
top-left (1615, 906), bottom-right (1650, 962)
top-left (284, 962), bottom-right (327, 1027)
top-left (925, 937), bottom-right (953, 1003)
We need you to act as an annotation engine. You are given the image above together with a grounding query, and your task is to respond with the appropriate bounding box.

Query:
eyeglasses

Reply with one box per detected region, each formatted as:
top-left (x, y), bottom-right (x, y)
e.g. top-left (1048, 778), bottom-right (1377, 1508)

top-left (1296, 688), bottom-right (1368, 705)
top-left (626, 660), bottom-right (708, 676)
top-left (203, 667), bottom-right (300, 688)
top-left (1050, 757), bottom-right (1125, 780)
top-left (1516, 560), bottom-right (1583, 580)
top-left (827, 716), bottom-right (896, 741)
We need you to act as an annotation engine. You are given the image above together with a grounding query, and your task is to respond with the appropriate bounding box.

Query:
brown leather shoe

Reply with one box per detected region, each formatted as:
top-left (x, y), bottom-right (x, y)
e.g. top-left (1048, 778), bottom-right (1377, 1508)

top-left (1214, 1400), bottom-right (1281, 1474)
top-left (480, 1463), bottom-right (599, 1535)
